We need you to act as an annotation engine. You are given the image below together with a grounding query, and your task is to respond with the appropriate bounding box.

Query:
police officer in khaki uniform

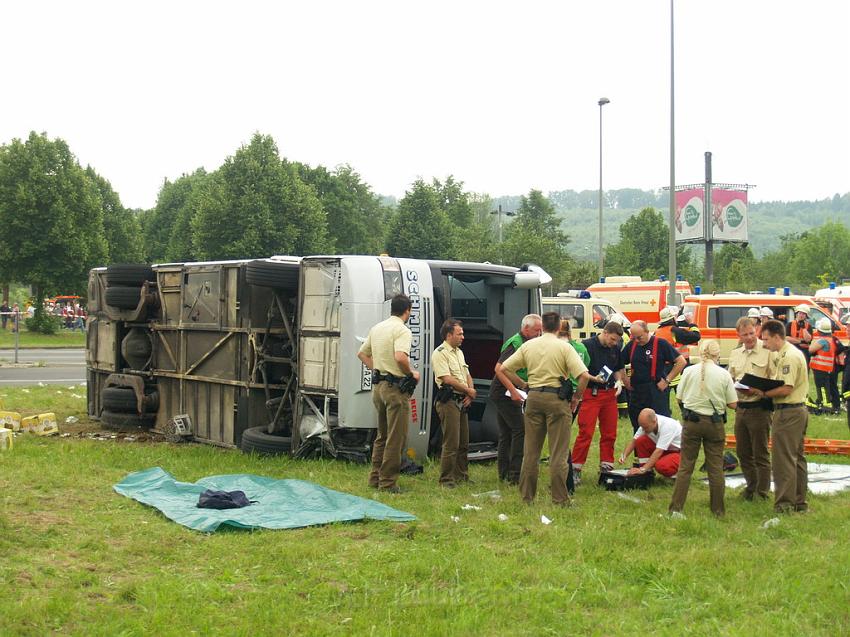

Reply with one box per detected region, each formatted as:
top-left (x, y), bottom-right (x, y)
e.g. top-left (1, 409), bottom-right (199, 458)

top-left (728, 316), bottom-right (776, 500)
top-left (357, 294), bottom-right (419, 493)
top-left (432, 318), bottom-right (476, 488)
top-left (496, 311), bottom-right (591, 505)
top-left (753, 319), bottom-right (810, 514)
top-left (669, 340), bottom-right (737, 517)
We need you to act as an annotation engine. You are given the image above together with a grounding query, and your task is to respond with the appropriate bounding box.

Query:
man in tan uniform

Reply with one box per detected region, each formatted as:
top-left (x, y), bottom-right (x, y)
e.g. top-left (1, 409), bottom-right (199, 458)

top-left (496, 311), bottom-right (591, 505)
top-left (357, 295), bottom-right (419, 493)
top-left (754, 319), bottom-right (810, 513)
top-left (728, 316), bottom-right (775, 500)
top-left (432, 318), bottom-right (476, 488)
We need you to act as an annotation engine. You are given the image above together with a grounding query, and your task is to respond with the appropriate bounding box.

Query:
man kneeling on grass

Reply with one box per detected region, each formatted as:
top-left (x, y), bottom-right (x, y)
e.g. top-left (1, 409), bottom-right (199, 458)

top-left (617, 408), bottom-right (681, 478)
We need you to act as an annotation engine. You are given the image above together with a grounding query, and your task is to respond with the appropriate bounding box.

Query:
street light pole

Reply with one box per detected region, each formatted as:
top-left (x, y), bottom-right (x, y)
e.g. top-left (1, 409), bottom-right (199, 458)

top-left (667, 0), bottom-right (677, 306)
top-left (598, 97), bottom-right (610, 281)
top-left (490, 204), bottom-right (515, 263)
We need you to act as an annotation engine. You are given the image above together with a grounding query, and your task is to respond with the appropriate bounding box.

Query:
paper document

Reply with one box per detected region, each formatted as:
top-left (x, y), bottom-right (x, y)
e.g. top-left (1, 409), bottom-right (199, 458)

top-left (599, 365), bottom-right (613, 382)
top-left (505, 389), bottom-right (528, 401)
top-left (734, 381), bottom-right (750, 390)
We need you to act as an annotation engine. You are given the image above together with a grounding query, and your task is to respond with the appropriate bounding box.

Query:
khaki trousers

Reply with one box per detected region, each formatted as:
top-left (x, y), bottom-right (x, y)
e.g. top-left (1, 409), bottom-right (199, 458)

top-left (369, 382), bottom-right (409, 489)
top-left (734, 405), bottom-right (772, 498)
top-left (519, 391), bottom-right (572, 505)
top-left (435, 400), bottom-right (469, 485)
top-left (771, 406), bottom-right (808, 513)
top-left (669, 415), bottom-right (726, 516)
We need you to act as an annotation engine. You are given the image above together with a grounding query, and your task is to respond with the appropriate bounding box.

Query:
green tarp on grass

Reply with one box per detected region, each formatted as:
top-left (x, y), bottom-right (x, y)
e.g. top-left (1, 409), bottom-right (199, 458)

top-left (114, 467), bottom-right (416, 532)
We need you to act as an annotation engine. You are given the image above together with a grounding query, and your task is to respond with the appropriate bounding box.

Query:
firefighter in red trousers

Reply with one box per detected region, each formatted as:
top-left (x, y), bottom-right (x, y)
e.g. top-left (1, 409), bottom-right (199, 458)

top-left (571, 321), bottom-right (626, 483)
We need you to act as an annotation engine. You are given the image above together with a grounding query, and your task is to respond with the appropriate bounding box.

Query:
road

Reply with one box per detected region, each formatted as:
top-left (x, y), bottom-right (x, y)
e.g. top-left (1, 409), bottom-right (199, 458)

top-left (0, 348), bottom-right (87, 385)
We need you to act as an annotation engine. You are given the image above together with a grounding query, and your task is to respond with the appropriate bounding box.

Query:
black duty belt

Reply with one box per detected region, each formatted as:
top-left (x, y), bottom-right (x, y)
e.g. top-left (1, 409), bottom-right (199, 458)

top-left (776, 403), bottom-right (805, 410)
top-left (738, 402), bottom-right (765, 409)
top-left (373, 370), bottom-right (401, 384)
top-left (529, 387), bottom-right (560, 395)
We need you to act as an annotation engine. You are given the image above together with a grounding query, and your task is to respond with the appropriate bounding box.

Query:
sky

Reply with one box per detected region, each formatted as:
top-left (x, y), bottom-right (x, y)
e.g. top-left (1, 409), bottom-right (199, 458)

top-left (2, 1), bottom-right (848, 210)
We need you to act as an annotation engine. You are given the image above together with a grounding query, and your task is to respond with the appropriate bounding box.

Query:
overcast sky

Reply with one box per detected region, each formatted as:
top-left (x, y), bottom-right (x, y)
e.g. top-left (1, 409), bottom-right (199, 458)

top-left (3, 1), bottom-right (848, 209)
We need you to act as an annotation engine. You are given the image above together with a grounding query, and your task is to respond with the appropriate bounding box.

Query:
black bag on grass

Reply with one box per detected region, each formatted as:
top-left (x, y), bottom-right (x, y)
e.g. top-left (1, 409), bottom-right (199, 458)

top-left (197, 489), bottom-right (255, 509)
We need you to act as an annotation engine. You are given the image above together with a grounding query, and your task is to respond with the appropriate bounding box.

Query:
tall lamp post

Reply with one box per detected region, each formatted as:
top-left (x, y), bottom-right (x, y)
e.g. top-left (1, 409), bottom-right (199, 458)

top-left (490, 204), bottom-right (515, 264)
top-left (667, 0), bottom-right (677, 306)
top-left (597, 97), bottom-right (610, 281)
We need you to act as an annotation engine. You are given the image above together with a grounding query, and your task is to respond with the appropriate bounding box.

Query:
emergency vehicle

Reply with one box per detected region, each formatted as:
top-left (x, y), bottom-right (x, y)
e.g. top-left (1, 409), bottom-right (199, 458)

top-left (681, 292), bottom-right (848, 365)
top-left (814, 283), bottom-right (850, 325)
top-left (542, 291), bottom-right (619, 340)
top-left (586, 276), bottom-right (691, 327)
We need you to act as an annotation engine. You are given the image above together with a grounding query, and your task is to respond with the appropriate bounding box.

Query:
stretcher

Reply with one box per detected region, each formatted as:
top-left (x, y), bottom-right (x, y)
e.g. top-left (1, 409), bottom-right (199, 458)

top-left (725, 434), bottom-right (850, 456)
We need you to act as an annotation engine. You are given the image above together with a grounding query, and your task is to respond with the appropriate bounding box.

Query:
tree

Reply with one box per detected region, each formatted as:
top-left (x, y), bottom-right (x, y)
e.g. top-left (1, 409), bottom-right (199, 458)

top-left (500, 190), bottom-right (575, 283)
top-left (385, 179), bottom-right (453, 259)
top-left (86, 167), bottom-right (144, 264)
top-left (191, 134), bottom-right (330, 260)
top-left (293, 163), bottom-right (387, 255)
top-left (788, 221), bottom-right (850, 288)
top-left (604, 207), bottom-right (694, 280)
top-left (142, 169), bottom-right (207, 263)
top-left (0, 132), bottom-right (108, 309)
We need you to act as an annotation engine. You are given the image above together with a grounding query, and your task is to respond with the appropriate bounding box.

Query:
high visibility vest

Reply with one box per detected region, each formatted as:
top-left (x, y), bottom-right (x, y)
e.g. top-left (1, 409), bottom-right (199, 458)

top-left (655, 324), bottom-right (689, 358)
top-left (790, 321), bottom-right (811, 349)
top-left (809, 338), bottom-right (834, 373)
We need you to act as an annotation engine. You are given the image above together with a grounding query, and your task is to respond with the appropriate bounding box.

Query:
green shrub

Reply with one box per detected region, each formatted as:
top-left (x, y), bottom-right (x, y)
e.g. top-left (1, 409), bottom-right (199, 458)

top-left (24, 305), bottom-right (61, 334)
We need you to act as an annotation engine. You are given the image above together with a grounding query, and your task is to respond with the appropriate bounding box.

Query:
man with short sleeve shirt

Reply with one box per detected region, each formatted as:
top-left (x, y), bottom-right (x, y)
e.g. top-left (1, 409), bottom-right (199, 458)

top-left (496, 312), bottom-right (591, 505)
top-left (621, 320), bottom-right (686, 432)
top-left (728, 316), bottom-right (775, 500)
top-left (432, 319), bottom-right (475, 488)
top-left (753, 319), bottom-right (810, 514)
top-left (571, 322), bottom-right (626, 479)
top-left (357, 294), bottom-right (419, 493)
top-left (617, 408), bottom-right (681, 478)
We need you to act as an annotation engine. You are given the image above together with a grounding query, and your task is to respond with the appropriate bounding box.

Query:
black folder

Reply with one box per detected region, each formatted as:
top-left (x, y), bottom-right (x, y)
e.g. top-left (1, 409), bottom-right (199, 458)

top-left (738, 373), bottom-right (785, 392)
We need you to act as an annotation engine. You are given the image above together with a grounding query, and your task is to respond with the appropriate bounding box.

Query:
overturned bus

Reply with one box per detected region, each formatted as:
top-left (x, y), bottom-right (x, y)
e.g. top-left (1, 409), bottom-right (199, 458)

top-left (86, 256), bottom-right (549, 462)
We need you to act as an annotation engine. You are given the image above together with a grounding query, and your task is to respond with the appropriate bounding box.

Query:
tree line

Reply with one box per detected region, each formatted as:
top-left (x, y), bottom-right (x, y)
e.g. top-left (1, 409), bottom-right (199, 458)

top-left (0, 131), bottom-right (846, 323)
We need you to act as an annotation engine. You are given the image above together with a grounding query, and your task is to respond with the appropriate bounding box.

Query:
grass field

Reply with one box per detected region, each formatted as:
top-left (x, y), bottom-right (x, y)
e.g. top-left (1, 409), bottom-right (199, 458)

top-left (0, 328), bottom-right (86, 349)
top-left (1, 388), bottom-right (849, 636)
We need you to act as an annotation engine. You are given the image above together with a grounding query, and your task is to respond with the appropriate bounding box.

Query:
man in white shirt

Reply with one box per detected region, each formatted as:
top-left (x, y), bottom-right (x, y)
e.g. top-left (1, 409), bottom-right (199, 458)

top-left (617, 408), bottom-right (681, 478)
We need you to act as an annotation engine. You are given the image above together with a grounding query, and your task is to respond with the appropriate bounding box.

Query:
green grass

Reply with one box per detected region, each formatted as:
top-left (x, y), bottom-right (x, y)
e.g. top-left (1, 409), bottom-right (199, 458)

top-left (0, 328), bottom-right (85, 349)
top-left (0, 392), bottom-right (848, 636)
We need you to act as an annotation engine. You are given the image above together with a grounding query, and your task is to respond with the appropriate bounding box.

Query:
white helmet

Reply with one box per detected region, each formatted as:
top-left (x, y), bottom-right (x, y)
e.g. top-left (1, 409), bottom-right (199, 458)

top-left (794, 304), bottom-right (811, 315)
top-left (659, 306), bottom-right (677, 322)
top-left (759, 307), bottom-right (774, 318)
top-left (608, 313), bottom-right (632, 329)
top-left (815, 317), bottom-right (832, 333)
top-left (747, 307), bottom-right (760, 318)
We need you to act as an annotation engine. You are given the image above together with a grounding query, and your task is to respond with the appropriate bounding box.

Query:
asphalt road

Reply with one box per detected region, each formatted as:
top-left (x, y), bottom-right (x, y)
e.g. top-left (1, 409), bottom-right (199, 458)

top-left (0, 348), bottom-right (87, 385)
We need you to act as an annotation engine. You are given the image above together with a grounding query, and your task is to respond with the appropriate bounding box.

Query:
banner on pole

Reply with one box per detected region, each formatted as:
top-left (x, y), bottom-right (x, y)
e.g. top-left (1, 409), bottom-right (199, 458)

top-left (711, 189), bottom-right (748, 242)
top-left (674, 188), bottom-right (705, 242)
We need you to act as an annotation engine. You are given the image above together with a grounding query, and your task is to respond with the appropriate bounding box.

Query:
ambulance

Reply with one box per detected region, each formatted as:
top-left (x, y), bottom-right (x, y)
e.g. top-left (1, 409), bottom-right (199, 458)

top-left (586, 276), bottom-right (692, 328)
top-left (680, 292), bottom-right (849, 365)
top-left (814, 283), bottom-right (850, 325)
top-left (542, 291), bottom-right (619, 341)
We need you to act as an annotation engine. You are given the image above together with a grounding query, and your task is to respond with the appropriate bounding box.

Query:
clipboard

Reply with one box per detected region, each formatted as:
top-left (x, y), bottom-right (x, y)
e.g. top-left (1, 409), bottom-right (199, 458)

top-left (739, 373), bottom-right (785, 392)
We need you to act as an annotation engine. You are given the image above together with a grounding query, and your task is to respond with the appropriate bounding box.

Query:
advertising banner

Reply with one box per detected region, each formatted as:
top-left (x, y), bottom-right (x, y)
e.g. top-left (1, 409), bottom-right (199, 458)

top-left (675, 188), bottom-right (704, 242)
top-left (711, 189), bottom-right (748, 242)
